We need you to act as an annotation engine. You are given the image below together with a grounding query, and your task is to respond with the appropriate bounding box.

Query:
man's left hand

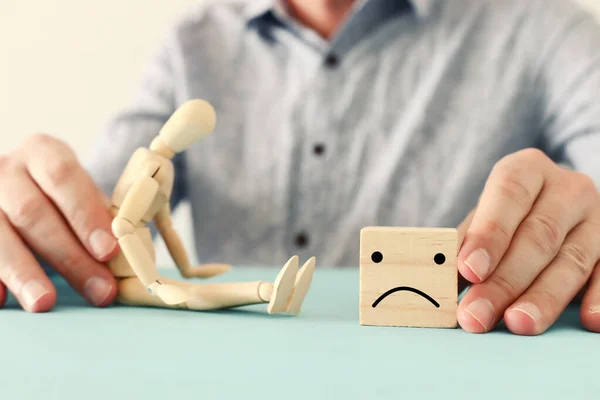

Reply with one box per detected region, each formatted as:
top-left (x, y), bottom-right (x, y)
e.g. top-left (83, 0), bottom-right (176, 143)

top-left (456, 148), bottom-right (600, 335)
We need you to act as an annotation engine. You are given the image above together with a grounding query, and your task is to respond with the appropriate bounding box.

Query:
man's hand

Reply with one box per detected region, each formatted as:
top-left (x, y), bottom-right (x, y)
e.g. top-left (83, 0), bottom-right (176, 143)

top-left (0, 134), bottom-right (119, 312)
top-left (457, 148), bottom-right (600, 335)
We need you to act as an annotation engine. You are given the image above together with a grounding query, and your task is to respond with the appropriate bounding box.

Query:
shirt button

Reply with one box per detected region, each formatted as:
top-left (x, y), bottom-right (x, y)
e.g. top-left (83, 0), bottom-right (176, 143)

top-left (313, 143), bottom-right (326, 156)
top-left (324, 53), bottom-right (339, 67)
top-left (295, 232), bottom-right (309, 248)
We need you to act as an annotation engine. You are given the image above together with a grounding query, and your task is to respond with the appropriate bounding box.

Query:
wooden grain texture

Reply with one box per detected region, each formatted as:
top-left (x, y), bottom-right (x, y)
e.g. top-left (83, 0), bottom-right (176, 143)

top-left (360, 227), bottom-right (458, 328)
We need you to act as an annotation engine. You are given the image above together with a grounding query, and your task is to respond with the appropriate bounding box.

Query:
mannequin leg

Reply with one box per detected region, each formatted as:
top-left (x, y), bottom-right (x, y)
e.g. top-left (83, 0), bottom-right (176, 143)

top-left (114, 256), bottom-right (315, 314)
top-left (116, 276), bottom-right (270, 310)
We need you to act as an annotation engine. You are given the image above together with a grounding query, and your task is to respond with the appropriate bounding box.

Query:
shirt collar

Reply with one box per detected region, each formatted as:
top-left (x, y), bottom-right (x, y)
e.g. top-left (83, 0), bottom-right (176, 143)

top-left (243, 0), bottom-right (434, 25)
top-left (242, 0), bottom-right (281, 22)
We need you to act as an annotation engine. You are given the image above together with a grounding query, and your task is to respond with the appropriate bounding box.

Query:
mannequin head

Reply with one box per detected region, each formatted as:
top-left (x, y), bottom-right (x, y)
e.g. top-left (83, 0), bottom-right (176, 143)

top-left (150, 99), bottom-right (217, 158)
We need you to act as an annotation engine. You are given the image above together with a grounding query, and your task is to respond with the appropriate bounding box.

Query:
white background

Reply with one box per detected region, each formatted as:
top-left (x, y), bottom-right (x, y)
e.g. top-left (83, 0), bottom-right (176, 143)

top-left (1, 0), bottom-right (599, 266)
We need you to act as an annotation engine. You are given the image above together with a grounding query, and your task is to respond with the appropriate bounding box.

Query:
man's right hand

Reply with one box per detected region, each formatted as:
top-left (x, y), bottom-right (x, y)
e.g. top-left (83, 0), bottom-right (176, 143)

top-left (0, 134), bottom-right (119, 312)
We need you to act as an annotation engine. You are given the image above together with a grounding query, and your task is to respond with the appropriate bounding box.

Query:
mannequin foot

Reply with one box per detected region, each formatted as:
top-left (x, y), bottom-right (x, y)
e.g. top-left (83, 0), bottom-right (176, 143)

top-left (267, 256), bottom-right (317, 315)
top-left (286, 257), bottom-right (316, 314)
top-left (267, 256), bottom-right (299, 314)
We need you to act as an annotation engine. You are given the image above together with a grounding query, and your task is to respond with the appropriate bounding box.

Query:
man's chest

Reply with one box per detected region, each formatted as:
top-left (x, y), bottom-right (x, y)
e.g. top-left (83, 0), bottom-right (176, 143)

top-left (184, 21), bottom-right (538, 198)
top-left (176, 18), bottom-right (541, 265)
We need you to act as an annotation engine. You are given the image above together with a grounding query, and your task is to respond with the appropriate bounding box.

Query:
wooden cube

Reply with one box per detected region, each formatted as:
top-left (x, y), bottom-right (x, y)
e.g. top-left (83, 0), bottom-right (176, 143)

top-left (360, 227), bottom-right (458, 328)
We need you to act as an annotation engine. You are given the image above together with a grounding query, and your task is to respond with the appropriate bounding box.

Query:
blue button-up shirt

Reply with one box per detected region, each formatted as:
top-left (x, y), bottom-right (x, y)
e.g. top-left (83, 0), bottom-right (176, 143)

top-left (87, 0), bottom-right (600, 267)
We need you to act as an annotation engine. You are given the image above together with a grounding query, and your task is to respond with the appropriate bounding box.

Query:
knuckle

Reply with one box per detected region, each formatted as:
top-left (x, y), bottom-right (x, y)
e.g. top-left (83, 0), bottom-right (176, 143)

top-left (0, 212), bottom-right (9, 233)
top-left (490, 273), bottom-right (520, 299)
top-left (22, 133), bottom-right (56, 150)
top-left (0, 155), bottom-right (13, 174)
top-left (0, 154), bottom-right (9, 166)
top-left (496, 148), bottom-right (546, 169)
top-left (591, 213), bottom-right (600, 230)
top-left (522, 213), bottom-right (563, 257)
top-left (22, 134), bottom-right (74, 158)
top-left (557, 243), bottom-right (593, 279)
top-left (531, 288), bottom-right (562, 316)
top-left (45, 157), bottom-right (77, 187)
top-left (496, 174), bottom-right (534, 210)
top-left (1, 265), bottom-right (20, 291)
top-left (571, 172), bottom-right (597, 197)
top-left (0, 257), bottom-right (33, 292)
top-left (25, 133), bottom-right (59, 146)
top-left (65, 207), bottom-right (91, 237)
top-left (478, 219), bottom-right (512, 244)
top-left (493, 153), bottom-right (523, 174)
top-left (2, 260), bottom-right (27, 293)
top-left (58, 248), bottom-right (90, 274)
top-left (517, 148), bottom-right (549, 165)
top-left (8, 195), bottom-right (46, 229)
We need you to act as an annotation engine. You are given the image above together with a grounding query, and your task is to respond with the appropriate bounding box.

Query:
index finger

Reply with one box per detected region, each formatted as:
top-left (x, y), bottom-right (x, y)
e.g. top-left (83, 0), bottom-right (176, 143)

top-left (458, 150), bottom-right (547, 283)
top-left (20, 135), bottom-right (118, 262)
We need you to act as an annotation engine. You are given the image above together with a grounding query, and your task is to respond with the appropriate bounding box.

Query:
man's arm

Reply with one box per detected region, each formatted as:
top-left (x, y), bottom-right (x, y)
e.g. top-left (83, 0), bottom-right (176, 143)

top-left (536, 5), bottom-right (600, 186)
top-left (456, 3), bottom-right (600, 336)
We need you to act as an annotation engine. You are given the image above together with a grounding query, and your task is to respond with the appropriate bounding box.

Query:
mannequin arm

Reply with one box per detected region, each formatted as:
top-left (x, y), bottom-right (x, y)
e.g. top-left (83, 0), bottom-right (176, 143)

top-left (154, 203), bottom-right (230, 278)
top-left (112, 165), bottom-right (161, 286)
top-left (112, 169), bottom-right (189, 305)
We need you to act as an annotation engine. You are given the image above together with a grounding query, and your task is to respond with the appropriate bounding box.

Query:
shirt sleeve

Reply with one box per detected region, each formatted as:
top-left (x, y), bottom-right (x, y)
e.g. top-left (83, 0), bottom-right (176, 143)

top-left (536, 7), bottom-right (600, 189)
top-left (84, 26), bottom-right (187, 210)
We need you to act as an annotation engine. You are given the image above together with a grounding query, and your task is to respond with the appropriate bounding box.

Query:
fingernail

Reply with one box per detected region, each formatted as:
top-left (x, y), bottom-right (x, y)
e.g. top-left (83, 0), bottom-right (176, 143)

top-left (464, 248), bottom-right (490, 280)
top-left (464, 298), bottom-right (496, 330)
top-left (21, 280), bottom-right (49, 311)
top-left (589, 306), bottom-right (600, 315)
top-left (84, 277), bottom-right (112, 306)
top-left (511, 302), bottom-right (542, 324)
top-left (89, 229), bottom-right (117, 259)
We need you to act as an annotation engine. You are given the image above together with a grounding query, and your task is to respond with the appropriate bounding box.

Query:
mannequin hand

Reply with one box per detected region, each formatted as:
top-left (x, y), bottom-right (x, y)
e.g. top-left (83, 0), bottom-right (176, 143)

top-left (180, 264), bottom-right (231, 279)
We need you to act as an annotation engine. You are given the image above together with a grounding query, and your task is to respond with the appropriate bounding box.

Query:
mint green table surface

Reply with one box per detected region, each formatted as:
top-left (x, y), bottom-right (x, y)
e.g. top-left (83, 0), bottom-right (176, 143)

top-left (1, 266), bottom-right (598, 399)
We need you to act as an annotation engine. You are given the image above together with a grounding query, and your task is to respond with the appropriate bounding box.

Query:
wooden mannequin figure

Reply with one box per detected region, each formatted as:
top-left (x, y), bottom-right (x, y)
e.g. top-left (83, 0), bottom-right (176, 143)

top-left (108, 99), bottom-right (316, 314)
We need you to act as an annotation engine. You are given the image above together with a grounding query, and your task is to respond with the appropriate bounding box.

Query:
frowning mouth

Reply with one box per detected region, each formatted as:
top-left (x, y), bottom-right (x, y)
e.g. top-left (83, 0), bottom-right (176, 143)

top-left (372, 287), bottom-right (440, 308)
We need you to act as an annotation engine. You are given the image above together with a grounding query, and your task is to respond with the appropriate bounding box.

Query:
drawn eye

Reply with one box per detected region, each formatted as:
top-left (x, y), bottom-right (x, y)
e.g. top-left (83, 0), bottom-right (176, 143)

top-left (434, 253), bottom-right (446, 265)
top-left (371, 251), bottom-right (383, 263)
